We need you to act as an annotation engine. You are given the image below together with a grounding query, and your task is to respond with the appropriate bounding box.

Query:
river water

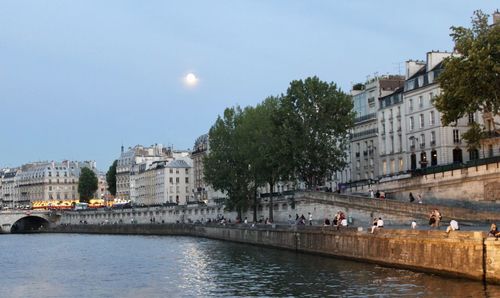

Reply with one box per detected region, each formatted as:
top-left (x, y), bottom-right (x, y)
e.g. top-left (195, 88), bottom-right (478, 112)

top-left (0, 234), bottom-right (499, 298)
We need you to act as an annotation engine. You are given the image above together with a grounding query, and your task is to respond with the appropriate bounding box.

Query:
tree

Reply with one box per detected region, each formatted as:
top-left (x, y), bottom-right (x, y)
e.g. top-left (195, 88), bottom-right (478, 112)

top-left (106, 160), bottom-right (117, 196)
top-left (433, 10), bottom-right (500, 148)
top-left (238, 97), bottom-right (288, 222)
top-left (204, 107), bottom-right (254, 220)
top-left (78, 167), bottom-right (98, 203)
top-left (276, 76), bottom-right (355, 189)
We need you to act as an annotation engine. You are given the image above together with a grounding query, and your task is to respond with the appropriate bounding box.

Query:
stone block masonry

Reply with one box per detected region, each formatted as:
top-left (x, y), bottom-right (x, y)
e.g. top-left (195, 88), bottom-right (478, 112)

top-left (51, 224), bottom-right (500, 285)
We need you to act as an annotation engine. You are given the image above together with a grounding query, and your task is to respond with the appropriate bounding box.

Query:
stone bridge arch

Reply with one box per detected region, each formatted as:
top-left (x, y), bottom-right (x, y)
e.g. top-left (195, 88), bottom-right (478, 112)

top-left (0, 211), bottom-right (59, 233)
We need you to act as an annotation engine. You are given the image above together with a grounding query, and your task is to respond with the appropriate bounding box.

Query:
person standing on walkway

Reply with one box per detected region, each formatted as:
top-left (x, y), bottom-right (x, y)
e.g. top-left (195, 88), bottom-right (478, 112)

top-left (308, 212), bottom-right (313, 226)
top-left (409, 192), bottom-right (415, 203)
top-left (417, 193), bottom-right (423, 204)
top-left (369, 188), bottom-right (374, 199)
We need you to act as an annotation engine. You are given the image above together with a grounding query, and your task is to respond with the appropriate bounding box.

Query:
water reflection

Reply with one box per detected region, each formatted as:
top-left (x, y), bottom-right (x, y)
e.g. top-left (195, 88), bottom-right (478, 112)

top-left (0, 234), bottom-right (498, 297)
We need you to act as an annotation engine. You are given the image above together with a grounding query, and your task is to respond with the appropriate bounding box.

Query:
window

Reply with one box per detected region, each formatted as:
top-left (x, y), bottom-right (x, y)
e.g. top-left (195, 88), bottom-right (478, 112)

top-left (431, 131), bottom-right (436, 145)
top-left (176, 169), bottom-right (179, 174)
top-left (418, 96), bottom-right (423, 108)
top-left (409, 117), bottom-right (414, 130)
top-left (169, 177), bottom-right (173, 184)
top-left (382, 160), bottom-right (387, 175)
top-left (390, 160), bottom-right (395, 174)
top-left (185, 177), bottom-right (189, 183)
top-left (176, 177), bottom-right (179, 183)
top-left (185, 169), bottom-right (189, 174)
top-left (169, 169), bottom-right (173, 174)
top-left (409, 98), bottom-right (413, 111)
top-left (399, 158), bottom-right (404, 172)
top-left (429, 111), bottom-right (435, 125)
top-left (419, 114), bottom-right (424, 128)
top-left (420, 134), bottom-right (425, 148)
top-left (453, 129), bottom-right (460, 143)
top-left (468, 113), bottom-right (475, 124)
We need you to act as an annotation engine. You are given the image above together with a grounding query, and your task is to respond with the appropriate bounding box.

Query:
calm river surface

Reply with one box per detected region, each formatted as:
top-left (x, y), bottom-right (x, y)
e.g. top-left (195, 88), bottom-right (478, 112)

top-left (0, 234), bottom-right (499, 298)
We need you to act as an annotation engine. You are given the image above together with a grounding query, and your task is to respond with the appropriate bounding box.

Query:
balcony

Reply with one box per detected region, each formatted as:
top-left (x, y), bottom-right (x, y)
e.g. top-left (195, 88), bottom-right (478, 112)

top-left (354, 113), bottom-right (377, 124)
top-left (453, 139), bottom-right (461, 144)
top-left (410, 145), bottom-right (416, 150)
top-left (351, 128), bottom-right (378, 140)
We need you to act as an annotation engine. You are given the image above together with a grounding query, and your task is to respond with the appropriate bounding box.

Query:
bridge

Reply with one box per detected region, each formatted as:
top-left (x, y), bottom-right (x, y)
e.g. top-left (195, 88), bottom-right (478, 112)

top-left (0, 210), bottom-right (60, 233)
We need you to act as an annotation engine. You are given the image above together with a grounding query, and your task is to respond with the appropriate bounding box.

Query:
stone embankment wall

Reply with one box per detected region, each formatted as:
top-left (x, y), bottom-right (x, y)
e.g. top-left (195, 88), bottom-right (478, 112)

top-left (352, 161), bottom-right (500, 202)
top-left (57, 192), bottom-right (500, 231)
top-left (51, 224), bottom-right (500, 285)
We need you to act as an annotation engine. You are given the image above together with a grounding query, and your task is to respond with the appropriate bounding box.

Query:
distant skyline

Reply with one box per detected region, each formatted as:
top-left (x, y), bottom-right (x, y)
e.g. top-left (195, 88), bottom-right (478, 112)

top-left (0, 1), bottom-right (498, 170)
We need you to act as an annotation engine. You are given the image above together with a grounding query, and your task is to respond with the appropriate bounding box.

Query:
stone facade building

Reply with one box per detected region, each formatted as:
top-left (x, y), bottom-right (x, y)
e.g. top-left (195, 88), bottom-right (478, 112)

top-left (130, 159), bottom-right (193, 206)
top-left (350, 75), bottom-right (404, 182)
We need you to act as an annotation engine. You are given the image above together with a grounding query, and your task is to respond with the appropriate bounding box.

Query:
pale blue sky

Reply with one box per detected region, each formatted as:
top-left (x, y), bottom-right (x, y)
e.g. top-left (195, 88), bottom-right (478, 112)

top-left (0, 1), bottom-right (498, 170)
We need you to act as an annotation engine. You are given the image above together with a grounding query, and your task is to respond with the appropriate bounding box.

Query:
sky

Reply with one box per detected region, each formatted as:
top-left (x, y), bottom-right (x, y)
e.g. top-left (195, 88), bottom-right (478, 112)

top-left (0, 1), bottom-right (498, 171)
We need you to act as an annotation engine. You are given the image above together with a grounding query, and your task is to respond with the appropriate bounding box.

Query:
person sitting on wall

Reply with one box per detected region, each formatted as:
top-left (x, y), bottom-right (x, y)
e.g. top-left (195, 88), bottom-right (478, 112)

top-left (323, 218), bottom-right (331, 226)
top-left (429, 211), bottom-right (436, 227)
top-left (488, 223), bottom-right (500, 238)
top-left (371, 217), bottom-right (384, 233)
top-left (446, 220), bottom-right (459, 233)
top-left (409, 192), bottom-right (415, 203)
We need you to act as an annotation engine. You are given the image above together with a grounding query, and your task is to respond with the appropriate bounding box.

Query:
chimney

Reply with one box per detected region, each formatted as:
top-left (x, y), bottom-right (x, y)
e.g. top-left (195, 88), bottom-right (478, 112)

top-left (493, 10), bottom-right (500, 25)
top-left (426, 51), bottom-right (451, 70)
top-left (405, 60), bottom-right (425, 79)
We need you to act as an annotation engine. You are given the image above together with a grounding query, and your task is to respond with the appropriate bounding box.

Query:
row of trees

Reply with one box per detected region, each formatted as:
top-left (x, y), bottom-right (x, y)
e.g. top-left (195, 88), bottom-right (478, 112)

top-left (204, 76), bottom-right (354, 221)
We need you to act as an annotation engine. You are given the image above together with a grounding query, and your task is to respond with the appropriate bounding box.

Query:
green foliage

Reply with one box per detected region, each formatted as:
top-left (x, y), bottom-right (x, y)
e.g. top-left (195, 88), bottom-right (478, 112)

top-left (106, 160), bottom-right (117, 196)
top-left (434, 10), bottom-right (500, 127)
top-left (203, 107), bottom-right (253, 218)
top-left (78, 167), bottom-right (98, 203)
top-left (204, 76), bottom-right (354, 221)
top-left (276, 76), bottom-right (354, 188)
top-left (461, 122), bottom-right (485, 151)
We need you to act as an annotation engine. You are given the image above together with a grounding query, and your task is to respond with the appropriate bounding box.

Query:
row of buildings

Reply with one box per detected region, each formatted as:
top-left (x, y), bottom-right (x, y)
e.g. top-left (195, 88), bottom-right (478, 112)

top-left (334, 50), bottom-right (500, 190)
top-left (0, 161), bottom-right (107, 209)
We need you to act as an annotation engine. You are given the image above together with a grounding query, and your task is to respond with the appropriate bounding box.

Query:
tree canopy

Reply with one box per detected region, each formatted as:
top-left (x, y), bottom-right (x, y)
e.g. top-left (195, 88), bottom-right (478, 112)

top-left (78, 167), bottom-right (98, 203)
top-left (106, 160), bottom-right (117, 196)
top-left (204, 76), bottom-right (354, 221)
top-left (433, 10), bottom-right (500, 144)
top-left (276, 76), bottom-right (354, 188)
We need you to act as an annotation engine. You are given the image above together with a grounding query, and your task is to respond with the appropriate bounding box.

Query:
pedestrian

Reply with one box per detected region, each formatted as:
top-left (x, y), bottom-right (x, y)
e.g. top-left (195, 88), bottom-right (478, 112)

top-left (411, 221), bottom-right (417, 229)
top-left (488, 223), bottom-right (500, 238)
top-left (244, 217), bottom-right (248, 224)
top-left (409, 192), bottom-right (415, 203)
top-left (417, 193), bottom-right (423, 204)
top-left (369, 188), bottom-right (374, 199)
top-left (446, 220), bottom-right (459, 233)
top-left (308, 212), bottom-right (313, 226)
top-left (435, 209), bottom-right (442, 227)
top-left (375, 190), bottom-right (380, 198)
top-left (371, 217), bottom-right (384, 233)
